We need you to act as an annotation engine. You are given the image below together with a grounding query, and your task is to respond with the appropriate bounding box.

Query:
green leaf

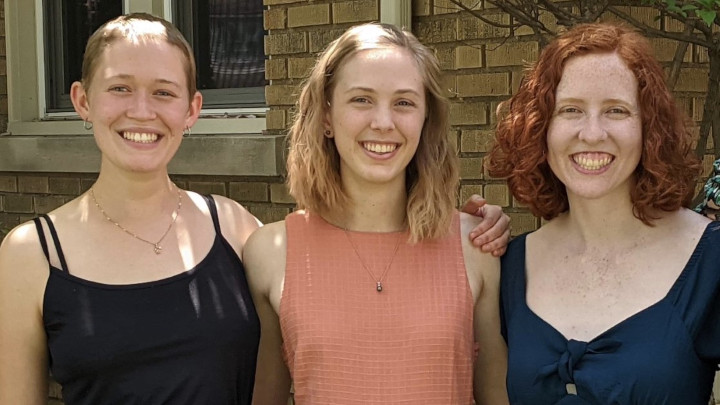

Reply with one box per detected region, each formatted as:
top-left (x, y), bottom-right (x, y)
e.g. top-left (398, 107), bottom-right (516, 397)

top-left (695, 0), bottom-right (720, 9)
top-left (681, 4), bottom-right (699, 11)
top-left (696, 9), bottom-right (717, 26)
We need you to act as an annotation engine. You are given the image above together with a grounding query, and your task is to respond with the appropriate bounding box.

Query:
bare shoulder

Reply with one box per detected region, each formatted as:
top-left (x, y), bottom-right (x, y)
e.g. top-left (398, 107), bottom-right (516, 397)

top-left (245, 221), bottom-right (287, 264)
top-left (1, 221), bottom-right (48, 273)
top-left (243, 220), bottom-right (287, 295)
top-left (189, 193), bottom-right (261, 254)
top-left (680, 208), bottom-right (714, 245)
top-left (660, 208), bottom-right (711, 243)
top-left (459, 212), bottom-right (500, 299)
top-left (682, 207), bottom-right (712, 229)
top-left (0, 220), bottom-right (50, 304)
top-left (208, 193), bottom-right (261, 231)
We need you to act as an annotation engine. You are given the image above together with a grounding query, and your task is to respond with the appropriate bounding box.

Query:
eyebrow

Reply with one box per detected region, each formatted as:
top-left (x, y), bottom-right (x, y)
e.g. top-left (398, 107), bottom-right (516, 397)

top-left (346, 86), bottom-right (422, 97)
top-left (107, 74), bottom-right (182, 88)
top-left (556, 97), bottom-right (635, 105)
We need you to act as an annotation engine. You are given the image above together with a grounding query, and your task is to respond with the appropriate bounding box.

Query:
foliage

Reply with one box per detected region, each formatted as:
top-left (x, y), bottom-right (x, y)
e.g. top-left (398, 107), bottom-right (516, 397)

top-left (643, 0), bottom-right (720, 26)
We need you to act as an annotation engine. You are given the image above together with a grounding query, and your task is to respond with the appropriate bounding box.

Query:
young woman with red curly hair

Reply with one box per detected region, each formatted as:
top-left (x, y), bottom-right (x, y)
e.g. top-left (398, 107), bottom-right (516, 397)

top-left (487, 23), bottom-right (719, 404)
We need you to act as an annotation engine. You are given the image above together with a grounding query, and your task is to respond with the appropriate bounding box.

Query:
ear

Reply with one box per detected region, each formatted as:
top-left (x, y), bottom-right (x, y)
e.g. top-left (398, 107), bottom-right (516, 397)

top-left (323, 109), bottom-right (333, 138)
top-left (70, 81), bottom-right (91, 120)
top-left (185, 91), bottom-right (203, 128)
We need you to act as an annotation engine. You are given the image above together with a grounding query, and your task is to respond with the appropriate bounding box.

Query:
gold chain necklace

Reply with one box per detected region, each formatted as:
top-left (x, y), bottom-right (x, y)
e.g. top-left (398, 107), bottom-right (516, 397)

top-left (344, 230), bottom-right (404, 292)
top-left (89, 186), bottom-right (182, 254)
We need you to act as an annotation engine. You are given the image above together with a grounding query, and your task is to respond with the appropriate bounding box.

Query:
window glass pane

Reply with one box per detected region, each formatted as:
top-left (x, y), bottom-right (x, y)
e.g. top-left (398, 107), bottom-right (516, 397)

top-left (174, 0), bottom-right (266, 108)
top-left (205, 1), bottom-right (265, 89)
top-left (44, 0), bottom-right (123, 112)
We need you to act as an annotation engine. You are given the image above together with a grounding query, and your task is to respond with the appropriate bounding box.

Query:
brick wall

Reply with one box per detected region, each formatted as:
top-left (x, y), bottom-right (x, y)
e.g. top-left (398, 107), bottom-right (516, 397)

top-left (0, 173), bottom-right (294, 241)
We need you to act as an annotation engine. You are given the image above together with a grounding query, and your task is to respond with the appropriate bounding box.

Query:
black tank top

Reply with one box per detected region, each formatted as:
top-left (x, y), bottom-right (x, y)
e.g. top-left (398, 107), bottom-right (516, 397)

top-left (34, 195), bottom-right (260, 405)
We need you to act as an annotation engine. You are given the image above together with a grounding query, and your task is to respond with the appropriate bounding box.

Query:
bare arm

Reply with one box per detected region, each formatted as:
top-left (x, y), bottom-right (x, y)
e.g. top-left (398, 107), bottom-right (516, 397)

top-left (460, 195), bottom-right (511, 257)
top-left (460, 213), bottom-right (509, 405)
top-left (0, 223), bottom-right (51, 404)
top-left (244, 222), bottom-right (292, 405)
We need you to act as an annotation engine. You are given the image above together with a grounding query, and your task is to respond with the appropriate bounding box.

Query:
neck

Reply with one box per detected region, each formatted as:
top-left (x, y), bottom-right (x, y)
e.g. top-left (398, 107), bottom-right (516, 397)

top-left (562, 191), bottom-right (646, 246)
top-left (325, 179), bottom-right (408, 233)
top-left (90, 163), bottom-right (179, 221)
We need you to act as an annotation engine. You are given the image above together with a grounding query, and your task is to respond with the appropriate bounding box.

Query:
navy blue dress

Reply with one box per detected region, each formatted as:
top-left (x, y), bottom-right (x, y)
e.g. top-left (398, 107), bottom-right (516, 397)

top-left (501, 222), bottom-right (720, 404)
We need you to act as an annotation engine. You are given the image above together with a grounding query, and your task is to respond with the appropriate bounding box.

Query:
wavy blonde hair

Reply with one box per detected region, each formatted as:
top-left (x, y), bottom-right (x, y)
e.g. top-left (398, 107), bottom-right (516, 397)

top-left (287, 23), bottom-right (458, 242)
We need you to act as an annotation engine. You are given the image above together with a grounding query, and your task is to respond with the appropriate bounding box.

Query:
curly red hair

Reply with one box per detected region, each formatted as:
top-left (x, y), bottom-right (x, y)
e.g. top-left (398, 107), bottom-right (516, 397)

top-left (486, 23), bottom-right (702, 224)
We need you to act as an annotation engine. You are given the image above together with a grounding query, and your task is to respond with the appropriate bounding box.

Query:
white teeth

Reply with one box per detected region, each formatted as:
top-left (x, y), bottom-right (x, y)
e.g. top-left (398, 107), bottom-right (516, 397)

top-left (573, 155), bottom-right (612, 171)
top-left (363, 142), bottom-right (397, 154)
top-left (123, 132), bottom-right (158, 144)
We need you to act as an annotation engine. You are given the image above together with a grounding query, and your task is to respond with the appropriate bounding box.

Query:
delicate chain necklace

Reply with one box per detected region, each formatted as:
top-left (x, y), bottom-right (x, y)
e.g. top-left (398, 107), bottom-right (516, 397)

top-left (89, 186), bottom-right (182, 255)
top-left (344, 229), bottom-right (404, 292)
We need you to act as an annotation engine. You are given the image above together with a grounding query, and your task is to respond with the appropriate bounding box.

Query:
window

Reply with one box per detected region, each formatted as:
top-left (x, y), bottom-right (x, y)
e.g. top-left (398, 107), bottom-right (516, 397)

top-left (41, 0), bottom-right (265, 114)
top-left (173, 0), bottom-right (266, 109)
top-left (43, 0), bottom-right (123, 113)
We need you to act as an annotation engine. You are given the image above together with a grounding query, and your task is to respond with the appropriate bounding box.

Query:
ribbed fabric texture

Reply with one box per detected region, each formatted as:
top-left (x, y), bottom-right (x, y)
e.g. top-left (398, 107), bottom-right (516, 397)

top-left (281, 211), bottom-right (475, 405)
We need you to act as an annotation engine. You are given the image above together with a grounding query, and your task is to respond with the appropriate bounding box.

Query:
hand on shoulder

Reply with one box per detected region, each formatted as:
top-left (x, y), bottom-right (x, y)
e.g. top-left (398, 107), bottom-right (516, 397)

top-left (459, 212), bottom-right (501, 300)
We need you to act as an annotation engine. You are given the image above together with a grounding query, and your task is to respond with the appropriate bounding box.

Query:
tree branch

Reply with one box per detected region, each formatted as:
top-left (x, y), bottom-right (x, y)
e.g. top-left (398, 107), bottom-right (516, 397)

top-left (446, 0), bottom-right (522, 29)
top-left (667, 21), bottom-right (693, 91)
top-left (607, 6), bottom-right (713, 48)
top-left (538, 0), bottom-right (588, 26)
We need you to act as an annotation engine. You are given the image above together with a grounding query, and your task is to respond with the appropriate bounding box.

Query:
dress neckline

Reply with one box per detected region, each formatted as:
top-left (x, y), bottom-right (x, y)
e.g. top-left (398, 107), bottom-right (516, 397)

top-left (517, 221), bottom-right (714, 343)
top-left (308, 211), bottom-right (408, 237)
top-left (47, 234), bottom-right (225, 290)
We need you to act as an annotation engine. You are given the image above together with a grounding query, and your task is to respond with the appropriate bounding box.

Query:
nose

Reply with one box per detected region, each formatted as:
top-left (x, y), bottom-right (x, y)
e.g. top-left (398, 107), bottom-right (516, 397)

top-left (126, 92), bottom-right (157, 121)
top-left (370, 105), bottom-right (395, 133)
top-left (578, 115), bottom-right (607, 143)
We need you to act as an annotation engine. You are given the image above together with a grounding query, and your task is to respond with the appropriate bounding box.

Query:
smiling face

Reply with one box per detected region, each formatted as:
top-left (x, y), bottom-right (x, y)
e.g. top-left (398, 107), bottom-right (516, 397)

top-left (547, 52), bottom-right (642, 202)
top-left (326, 46), bottom-right (426, 191)
top-left (71, 38), bottom-right (202, 174)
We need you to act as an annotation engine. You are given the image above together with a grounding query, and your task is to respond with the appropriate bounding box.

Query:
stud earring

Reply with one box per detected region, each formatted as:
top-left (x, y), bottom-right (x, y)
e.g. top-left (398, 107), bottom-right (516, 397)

top-left (324, 130), bottom-right (331, 137)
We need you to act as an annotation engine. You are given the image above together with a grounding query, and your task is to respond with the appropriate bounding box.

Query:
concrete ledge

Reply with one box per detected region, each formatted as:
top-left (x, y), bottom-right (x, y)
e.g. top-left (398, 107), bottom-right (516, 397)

top-left (0, 135), bottom-right (285, 176)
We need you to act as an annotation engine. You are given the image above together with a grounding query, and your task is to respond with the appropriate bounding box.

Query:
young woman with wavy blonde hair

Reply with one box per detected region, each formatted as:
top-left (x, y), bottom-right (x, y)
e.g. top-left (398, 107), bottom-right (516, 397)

top-left (245, 23), bottom-right (509, 405)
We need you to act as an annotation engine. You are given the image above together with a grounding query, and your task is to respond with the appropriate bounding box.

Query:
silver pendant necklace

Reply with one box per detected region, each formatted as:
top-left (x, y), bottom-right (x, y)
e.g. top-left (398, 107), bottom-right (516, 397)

top-left (89, 186), bottom-right (182, 254)
top-left (344, 230), bottom-right (404, 292)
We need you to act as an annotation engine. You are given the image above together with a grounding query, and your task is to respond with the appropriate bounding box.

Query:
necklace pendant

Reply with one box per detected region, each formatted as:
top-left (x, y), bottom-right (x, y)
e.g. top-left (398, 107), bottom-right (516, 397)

top-left (153, 244), bottom-right (163, 254)
top-left (376, 281), bottom-right (382, 292)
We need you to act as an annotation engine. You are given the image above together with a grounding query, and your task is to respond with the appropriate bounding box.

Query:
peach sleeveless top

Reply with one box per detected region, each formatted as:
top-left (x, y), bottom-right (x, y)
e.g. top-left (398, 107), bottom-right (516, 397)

top-left (280, 211), bottom-right (475, 404)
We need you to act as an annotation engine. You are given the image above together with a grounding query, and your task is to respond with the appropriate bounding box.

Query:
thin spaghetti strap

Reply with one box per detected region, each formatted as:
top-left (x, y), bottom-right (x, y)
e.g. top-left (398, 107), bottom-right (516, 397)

top-left (32, 217), bottom-right (51, 262)
top-left (40, 214), bottom-right (70, 273)
top-left (203, 195), bottom-right (223, 235)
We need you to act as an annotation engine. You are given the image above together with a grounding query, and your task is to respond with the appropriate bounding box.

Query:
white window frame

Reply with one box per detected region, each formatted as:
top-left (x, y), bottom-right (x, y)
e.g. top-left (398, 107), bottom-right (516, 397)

top-left (6, 0), bottom-right (265, 137)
